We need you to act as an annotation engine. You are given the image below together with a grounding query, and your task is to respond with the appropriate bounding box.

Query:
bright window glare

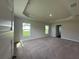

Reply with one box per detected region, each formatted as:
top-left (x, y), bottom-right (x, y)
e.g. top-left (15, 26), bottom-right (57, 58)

top-left (17, 41), bottom-right (24, 48)
top-left (23, 26), bottom-right (30, 31)
top-left (23, 23), bottom-right (31, 38)
top-left (45, 25), bottom-right (49, 34)
top-left (23, 23), bottom-right (30, 31)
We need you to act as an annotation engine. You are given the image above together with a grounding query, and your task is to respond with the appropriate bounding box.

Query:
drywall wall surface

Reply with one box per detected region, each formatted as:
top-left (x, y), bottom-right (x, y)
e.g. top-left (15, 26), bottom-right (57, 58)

top-left (30, 21), bottom-right (46, 39)
top-left (14, 17), bottom-right (48, 41)
top-left (51, 19), bottom-right (79, 42)
top-left (0, 0), bottom-right (12, 20)
top-left (14, 18), bottom-right (23, 42)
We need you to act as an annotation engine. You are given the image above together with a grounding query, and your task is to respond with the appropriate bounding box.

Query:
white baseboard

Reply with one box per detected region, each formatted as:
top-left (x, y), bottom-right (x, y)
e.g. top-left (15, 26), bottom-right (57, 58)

top-left (61, 38), bottom-right (79, 43)
top-left (22, 36), bottom-right (79, 43)
top-left (51, 36), bottom-right (79, 43)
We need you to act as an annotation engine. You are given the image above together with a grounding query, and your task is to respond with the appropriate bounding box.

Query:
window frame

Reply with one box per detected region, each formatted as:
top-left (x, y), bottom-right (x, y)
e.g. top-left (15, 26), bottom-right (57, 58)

top-left (45, 25), bottom-right (49, 35)
top-left (22, 23), bottom-right (31, 38)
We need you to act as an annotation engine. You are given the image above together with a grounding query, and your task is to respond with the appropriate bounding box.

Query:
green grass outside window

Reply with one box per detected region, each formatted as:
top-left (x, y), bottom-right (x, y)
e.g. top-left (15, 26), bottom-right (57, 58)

top-left (23, 31), bottom-right (30, 38)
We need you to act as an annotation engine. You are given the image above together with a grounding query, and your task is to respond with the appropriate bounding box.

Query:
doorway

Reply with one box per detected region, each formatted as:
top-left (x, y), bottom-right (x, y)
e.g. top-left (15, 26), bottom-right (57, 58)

top-left (56, 25), bottom-right (62, 38)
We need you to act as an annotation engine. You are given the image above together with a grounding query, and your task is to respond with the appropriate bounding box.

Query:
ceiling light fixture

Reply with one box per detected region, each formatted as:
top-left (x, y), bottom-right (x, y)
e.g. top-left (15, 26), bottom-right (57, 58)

top-left (49, 13), bottom-right (52, 17)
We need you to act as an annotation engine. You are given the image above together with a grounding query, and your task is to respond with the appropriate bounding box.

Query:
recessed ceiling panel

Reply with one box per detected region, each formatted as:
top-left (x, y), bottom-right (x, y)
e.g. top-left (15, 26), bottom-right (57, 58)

top-left (14, 0), bottom-right (79, 23)
top-left (23, 0), bottom-right (71, 21)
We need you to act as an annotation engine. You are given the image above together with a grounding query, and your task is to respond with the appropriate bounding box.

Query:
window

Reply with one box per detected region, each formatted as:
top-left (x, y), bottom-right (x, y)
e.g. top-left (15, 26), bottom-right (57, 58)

top-left (45, 25), bottom-right (49, 34)
top-left (23, 23), bottom-right (31, 38)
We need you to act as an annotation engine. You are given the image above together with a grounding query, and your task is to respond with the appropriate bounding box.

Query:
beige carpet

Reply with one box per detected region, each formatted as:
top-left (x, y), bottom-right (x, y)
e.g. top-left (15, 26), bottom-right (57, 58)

top-left (16, 37), bottom-right (79, 59)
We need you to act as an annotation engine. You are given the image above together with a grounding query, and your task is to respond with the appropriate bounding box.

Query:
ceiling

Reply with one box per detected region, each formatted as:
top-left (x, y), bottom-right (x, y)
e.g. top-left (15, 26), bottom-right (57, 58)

top-left (14, 0), bottom-right (28, 18)
top-left (14, 0), bottom-right (79, 23)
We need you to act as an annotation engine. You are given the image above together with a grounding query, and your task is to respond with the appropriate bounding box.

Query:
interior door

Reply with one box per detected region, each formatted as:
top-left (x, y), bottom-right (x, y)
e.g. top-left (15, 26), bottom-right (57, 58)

top-left (0, 0), bottom-right (14, 59)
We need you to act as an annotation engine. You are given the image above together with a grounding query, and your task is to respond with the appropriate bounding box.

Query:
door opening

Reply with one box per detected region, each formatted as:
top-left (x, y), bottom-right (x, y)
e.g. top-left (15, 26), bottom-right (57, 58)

top-left (56, 25), bottom-right (62, 38)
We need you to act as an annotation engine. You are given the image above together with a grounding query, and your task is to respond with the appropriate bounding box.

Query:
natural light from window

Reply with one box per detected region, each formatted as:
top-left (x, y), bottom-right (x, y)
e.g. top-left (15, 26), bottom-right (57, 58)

top-left (23, 23), bottom-right (31, 38)
top-left (45, 25), bottom-right (49, 34)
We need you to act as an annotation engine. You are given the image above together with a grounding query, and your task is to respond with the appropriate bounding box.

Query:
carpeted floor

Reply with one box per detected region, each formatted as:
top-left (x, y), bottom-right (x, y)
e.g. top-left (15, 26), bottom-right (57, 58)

top-left (16, 37), bottom-right (79, 59)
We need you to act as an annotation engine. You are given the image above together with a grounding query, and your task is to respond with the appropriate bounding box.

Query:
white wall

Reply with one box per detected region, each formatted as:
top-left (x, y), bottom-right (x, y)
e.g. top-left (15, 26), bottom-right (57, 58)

top-left (14, 17), bottom-right (48, 41)
top-left (51, 19), bottom-right (79, 42)
top-left (14, 17), bottom-right (22, 42)
top-left (30, 22), bottom-right (46, 39)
